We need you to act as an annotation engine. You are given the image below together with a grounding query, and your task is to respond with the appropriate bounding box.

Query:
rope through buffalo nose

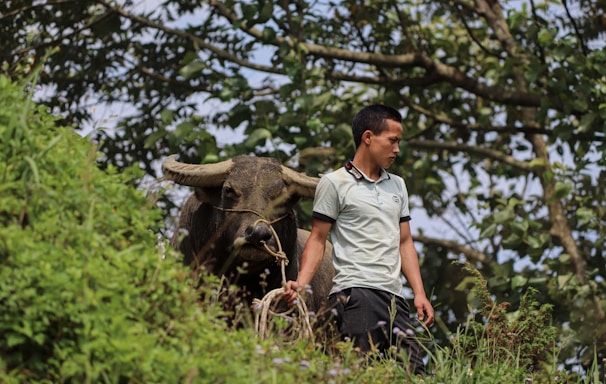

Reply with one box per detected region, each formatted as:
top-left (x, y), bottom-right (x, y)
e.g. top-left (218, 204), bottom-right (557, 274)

top-left (251, 218), bottom-right (289, 278)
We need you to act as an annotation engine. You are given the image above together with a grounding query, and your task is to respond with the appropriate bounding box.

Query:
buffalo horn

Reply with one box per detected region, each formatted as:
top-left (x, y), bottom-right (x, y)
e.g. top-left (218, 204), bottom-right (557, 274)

top-left (162, 155), bottom-right (233, 187)
top-left (281, 166), bottom-right (320, 198)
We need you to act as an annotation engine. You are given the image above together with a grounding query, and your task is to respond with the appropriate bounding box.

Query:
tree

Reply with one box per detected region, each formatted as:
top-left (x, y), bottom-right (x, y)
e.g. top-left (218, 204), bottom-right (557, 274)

top-left (1, 0), bottom-right (605, 370)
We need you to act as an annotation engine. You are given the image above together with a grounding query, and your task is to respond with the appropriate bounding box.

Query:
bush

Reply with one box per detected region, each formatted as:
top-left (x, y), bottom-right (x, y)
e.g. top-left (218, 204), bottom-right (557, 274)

top-left (0, 73), bottom-right (256, 382)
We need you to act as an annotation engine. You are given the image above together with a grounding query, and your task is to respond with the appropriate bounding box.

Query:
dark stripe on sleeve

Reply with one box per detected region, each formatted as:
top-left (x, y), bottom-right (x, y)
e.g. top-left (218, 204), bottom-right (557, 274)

top-left (313, 211), bottom-right (336, 223)
top-left (400, 216), bottom-right (411, 223)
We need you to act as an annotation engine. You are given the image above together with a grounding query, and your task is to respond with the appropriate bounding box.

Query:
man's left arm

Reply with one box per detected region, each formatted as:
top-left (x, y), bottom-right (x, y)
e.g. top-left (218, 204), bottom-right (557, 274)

top-left (400, 221), bottom-right (434, 327)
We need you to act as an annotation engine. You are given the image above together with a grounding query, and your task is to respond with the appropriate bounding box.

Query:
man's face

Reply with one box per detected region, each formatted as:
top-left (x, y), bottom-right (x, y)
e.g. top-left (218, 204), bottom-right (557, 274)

top-left (367, 119), bottom-right (403, 168)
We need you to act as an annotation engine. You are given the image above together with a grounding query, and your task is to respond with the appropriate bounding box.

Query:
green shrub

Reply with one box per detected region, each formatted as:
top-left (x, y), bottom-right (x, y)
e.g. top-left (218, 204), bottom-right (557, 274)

top-left (0, 73), bottom-right (254, 382)
top-left (425, 263), bottom-right (561, 383)
top-left (460, 264), bottom-right (557, 370)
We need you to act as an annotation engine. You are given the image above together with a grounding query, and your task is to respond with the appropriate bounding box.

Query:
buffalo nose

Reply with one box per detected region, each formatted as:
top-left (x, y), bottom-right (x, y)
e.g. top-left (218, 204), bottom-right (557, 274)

top-left (244, 224), bottom-right (273, 245)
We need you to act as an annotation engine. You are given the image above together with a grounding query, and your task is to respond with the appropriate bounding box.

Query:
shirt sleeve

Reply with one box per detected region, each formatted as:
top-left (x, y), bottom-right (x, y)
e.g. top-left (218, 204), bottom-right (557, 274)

top-left (398, 176), bottom-right (411, 222)
top-left (312, 175), bottom-right (339, 223)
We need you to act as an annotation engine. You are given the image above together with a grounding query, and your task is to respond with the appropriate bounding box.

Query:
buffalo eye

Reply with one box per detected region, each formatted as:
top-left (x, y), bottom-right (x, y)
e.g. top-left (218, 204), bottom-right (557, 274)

top-left (222, 184), bottom-right (239, 200)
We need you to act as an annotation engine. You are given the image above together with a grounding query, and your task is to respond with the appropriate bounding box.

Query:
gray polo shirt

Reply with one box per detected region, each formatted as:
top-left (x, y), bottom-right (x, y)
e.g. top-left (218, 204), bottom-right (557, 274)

top-left (312, 161), bottom-right (411, 297)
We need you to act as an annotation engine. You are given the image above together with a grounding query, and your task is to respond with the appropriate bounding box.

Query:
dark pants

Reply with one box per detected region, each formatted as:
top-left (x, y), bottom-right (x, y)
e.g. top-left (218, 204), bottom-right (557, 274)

top-left (328, 287), bottom-right (425, 375)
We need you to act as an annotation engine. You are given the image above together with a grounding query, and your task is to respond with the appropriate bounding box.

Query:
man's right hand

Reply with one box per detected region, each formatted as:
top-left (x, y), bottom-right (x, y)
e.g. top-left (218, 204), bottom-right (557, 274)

top-left (282, 280), bottom-right (300, 307)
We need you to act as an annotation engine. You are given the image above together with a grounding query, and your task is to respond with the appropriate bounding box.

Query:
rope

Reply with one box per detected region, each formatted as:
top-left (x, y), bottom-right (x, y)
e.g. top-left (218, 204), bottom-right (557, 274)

top-left (211, 206), bottom-right (313, 341)
top-left (250, 218), bottom-right (313, 342)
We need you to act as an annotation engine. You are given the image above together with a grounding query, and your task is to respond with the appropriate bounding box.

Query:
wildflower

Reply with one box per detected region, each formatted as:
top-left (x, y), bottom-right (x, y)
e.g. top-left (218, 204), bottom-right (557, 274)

top-left (273, 358), bottom-right (283, 366)
top-left (377, 320), bottom-right (387, 327)
top-left (255, 345), bottom-right (265, 355)
top-left (329, 369), bottom-right (339, 376)
top-left (300, 360), bottom-right (311, 370)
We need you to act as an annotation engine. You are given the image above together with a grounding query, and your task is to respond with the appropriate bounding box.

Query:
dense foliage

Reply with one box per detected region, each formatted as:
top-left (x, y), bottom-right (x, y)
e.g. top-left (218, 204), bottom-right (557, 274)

top-left (1, 0), bottom-right (605, 372)
top-left (0, 73), bottom-right (284, 382)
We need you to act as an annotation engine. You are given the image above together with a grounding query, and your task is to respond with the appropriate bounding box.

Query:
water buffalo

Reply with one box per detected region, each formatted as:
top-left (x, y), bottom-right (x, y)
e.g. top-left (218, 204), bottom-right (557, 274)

top-left (162, 155), bottom-right (334, 312)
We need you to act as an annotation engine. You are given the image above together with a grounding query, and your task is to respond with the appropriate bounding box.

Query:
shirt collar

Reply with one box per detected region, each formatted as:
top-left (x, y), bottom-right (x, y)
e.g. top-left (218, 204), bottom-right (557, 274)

top-left (345, 160), bottom-right (390, 182)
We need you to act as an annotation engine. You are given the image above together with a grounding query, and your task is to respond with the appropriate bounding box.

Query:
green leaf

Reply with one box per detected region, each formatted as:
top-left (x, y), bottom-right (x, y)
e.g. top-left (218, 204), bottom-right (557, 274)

top-left (174, 121), bottom-right (195, 139)
top-left (511, 275), bottom-right (528, 289)
top-left (557, 273), bottom-right (573, 287)
top-left (576, 207), bottom-right (594, 224)
top-left (578, 112), bottom-right (596, 133)
top-left (527, 235), bottom-right (544, 249)
top-left (493, 208), bottom-right (514, 224)
top-left (508, 11), bottom-right (524, 30)
top-left (257, 2), bottom-right (273, 23)
top-left (179, 61), bottom-right (207, 80)
top-left (262, 27), bottom-right (276, 41)
top-left (479, 223), bottom-right (497, 239)
top-left (528, 158), bottom-right (547, 169)
top-left (538, 29), bottom-right (554, 45)
top-left (160, 110), bottom-right (174, 125)
top-left (144, 130), bottom-right (166, 149)
top-left (552, 181), bottom-right (573, 199)
top-left (510, 221), bottom-right (529, 236)
top-left (244, 128), bottom-right (272, 147)
top-left (502, 233), bottom-right (522, 247)
top-left (571, 98), bottom-right (589, 113)
top-left (559, 253), bottom-right (571, 263)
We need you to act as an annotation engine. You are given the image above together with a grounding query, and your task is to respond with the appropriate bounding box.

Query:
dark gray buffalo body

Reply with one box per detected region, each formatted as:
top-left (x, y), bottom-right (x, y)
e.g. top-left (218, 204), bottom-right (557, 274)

top-left (162, 155), bottom-right (334, 311)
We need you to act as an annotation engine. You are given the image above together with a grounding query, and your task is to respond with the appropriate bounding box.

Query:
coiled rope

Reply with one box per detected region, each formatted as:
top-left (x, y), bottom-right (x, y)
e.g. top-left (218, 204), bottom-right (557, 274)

top-left (250, 218), bottom-right (313, 342)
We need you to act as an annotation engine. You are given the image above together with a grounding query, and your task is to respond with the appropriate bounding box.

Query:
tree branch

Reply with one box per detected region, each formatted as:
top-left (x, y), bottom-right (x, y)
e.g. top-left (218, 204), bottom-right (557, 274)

top-left (414, 234), bottom-right (491, 266)
top-left (561, 0), bottom-right (589, 56)
top-left (451, 1), bottom-right (501, 58)
top-left (402, 98), bottom-right (606, 142)
top-left (407, 139), bottom-right (533, 171)
top-left (209, 0), bottom-right (545, 108)
top-left (0, 0), bottom-right (82, 22)
top-left (95, 0), bottom-right (284, 76)
top-left (473, 0), bottom-right (521, 59)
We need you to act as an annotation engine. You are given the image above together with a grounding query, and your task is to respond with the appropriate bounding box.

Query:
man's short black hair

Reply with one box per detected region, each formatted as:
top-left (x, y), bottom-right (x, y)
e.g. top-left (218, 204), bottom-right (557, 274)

top-left (352, 104), bottom-right (402, 148)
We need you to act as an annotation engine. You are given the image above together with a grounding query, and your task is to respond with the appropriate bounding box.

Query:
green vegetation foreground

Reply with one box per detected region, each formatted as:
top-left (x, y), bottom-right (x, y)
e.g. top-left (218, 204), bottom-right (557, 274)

top-left (0, 75), bottom-right (602, 383)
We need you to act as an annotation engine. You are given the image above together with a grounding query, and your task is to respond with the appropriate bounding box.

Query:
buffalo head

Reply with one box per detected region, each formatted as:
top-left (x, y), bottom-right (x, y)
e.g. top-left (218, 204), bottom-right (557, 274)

top-left (162, 155), bottom-right (332, 306)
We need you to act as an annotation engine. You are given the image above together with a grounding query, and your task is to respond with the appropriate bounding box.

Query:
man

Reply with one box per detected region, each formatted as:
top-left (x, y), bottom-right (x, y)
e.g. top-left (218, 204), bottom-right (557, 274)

top-left (283, 104), bottom-right (434, 374)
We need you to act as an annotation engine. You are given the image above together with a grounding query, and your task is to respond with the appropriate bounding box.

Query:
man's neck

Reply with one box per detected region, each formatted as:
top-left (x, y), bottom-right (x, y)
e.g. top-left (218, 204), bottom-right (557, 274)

top-left (351, 156), bottom-right (381, 181)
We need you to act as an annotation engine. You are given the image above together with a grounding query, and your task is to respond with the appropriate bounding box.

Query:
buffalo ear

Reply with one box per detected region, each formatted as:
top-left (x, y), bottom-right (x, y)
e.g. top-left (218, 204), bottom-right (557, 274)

top-left (194, 186), bottom-right (222, 207)
top-left (281, 166), bottom-right (319, 199)
top-left (282, 187), bottom-right (303, 208)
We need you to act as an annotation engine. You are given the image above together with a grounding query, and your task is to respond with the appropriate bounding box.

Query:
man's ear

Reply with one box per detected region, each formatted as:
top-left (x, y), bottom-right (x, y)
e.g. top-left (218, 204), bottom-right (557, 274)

top-left (364, 130), bottom-right (372, 145)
